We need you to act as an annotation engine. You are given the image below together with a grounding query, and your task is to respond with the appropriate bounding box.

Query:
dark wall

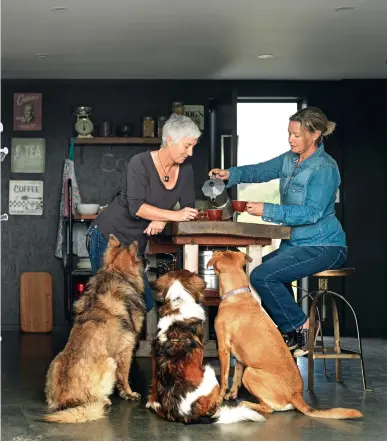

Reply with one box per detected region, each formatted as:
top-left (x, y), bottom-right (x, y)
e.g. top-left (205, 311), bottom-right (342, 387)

top-left (1, 79), bottom-right (386, 337)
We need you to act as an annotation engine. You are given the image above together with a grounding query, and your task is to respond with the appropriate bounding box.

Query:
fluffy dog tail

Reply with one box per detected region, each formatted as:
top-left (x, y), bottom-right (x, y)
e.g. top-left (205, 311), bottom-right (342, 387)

top-left (291, 393), bottom-right (363, 420)
top-left (43, 401), bottom-right (106, 423)
top-left (212, 404), bottom-right (265, 424)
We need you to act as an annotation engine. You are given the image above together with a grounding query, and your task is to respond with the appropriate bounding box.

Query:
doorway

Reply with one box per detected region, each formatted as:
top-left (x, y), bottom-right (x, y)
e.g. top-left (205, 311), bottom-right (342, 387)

top-left (236, 100), bottom-right (299, 255)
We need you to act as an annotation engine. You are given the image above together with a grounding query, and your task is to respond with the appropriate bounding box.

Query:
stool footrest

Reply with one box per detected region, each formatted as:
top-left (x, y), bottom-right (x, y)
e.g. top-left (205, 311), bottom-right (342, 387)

top-left (313, 347), bottom-right (361, 360)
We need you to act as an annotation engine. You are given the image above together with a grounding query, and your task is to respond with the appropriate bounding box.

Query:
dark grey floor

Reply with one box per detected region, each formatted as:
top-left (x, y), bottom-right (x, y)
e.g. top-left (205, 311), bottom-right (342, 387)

top-left (1, 331), bottom-right (386, 441)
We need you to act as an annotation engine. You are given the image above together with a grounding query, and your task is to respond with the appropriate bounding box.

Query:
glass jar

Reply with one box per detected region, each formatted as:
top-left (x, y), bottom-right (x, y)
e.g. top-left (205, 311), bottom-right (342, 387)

top-left (172, 101), bottom-right (184, 116)
top-left (142, 117), bottom-right (155, 138)
top-left (157, 116), bottom-right (167, 138)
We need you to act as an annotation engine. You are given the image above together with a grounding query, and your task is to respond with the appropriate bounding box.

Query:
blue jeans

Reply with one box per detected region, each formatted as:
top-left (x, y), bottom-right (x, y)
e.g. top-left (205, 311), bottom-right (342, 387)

top-left (86, 226), bottom-right (155, 312)
top-left (250, 245), bottom-right (347, 333)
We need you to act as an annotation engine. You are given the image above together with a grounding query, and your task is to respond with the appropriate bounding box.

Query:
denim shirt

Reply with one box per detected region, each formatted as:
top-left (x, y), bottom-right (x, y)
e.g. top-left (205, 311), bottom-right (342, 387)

top-left (227, 144), bottom-right (346, 247)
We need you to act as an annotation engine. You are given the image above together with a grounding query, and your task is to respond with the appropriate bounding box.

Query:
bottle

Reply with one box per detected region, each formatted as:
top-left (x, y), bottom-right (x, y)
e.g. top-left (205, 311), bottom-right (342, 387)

top-left (172, 101), bottom-right (184, 116)
top-left (157, 116), bottom-right (167, 138)
top-left (142, 117), bottom-right (155, 138)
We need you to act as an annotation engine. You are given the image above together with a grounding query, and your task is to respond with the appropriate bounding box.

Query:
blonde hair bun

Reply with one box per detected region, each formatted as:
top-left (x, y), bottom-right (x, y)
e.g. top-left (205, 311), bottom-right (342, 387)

top-left (323, 121), bottom-right (336, 136)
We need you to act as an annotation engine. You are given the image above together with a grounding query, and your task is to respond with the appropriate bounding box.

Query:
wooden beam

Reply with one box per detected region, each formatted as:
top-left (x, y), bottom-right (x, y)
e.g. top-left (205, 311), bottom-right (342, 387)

top-left (171, 236), bottom-right (271, 246)
top-left (183, 244), bottom-right (199, 273)
top-left (147, 238), bottom-right (181, 254)
top-left (246, 245), bottom-right (263, 304)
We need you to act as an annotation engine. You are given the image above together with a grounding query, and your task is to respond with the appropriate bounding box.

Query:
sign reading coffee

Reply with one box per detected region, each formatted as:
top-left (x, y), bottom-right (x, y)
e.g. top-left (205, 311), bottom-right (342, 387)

top-left (9, 180), bottom-right (43, 216)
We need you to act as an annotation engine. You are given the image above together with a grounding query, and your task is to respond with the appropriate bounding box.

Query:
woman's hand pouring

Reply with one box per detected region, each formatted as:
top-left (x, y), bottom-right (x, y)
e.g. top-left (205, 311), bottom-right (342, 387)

top-left (208, 168), bottom-right (230, 180)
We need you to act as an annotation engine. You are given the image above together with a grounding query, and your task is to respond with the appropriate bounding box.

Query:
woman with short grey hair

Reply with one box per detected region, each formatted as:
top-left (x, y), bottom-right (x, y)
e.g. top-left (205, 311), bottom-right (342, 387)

top-left (87, 114), bottom-right (201, 312)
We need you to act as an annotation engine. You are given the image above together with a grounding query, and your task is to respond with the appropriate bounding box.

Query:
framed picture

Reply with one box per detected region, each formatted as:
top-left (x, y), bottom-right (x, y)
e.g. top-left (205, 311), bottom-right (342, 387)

top-left (13, 93), bottom-right (42, 131)
top-left (184, 105), bottom-right (204, 131)
top-left (9, 180), bottom-right (43, 216)
top-left (11, 138), bottom-right (46, 173)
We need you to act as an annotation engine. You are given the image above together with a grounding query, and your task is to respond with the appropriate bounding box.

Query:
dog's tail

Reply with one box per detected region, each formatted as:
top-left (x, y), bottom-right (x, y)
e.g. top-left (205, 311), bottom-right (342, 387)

top-left (43, 401), bottom-right (106, 424)
top-left (291, 393), bottom-right (363, 420)
top-left (212, 404), bottom-right (265, 424)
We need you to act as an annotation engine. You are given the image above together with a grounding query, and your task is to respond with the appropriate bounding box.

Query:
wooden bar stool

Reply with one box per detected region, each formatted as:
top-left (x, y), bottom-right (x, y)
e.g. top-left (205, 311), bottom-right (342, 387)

top-left (307, 268), bottom-right (371, 391)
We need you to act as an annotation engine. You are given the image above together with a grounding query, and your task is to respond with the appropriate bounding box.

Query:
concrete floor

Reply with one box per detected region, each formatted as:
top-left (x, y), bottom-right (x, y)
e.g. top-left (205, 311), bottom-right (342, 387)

top-left (1, 331), bottom-right (386, 441)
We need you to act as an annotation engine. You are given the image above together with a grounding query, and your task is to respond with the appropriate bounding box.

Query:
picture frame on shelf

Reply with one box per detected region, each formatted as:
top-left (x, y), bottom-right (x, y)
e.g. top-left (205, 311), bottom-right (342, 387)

top-left (184, 105), bottom-right (204, 131)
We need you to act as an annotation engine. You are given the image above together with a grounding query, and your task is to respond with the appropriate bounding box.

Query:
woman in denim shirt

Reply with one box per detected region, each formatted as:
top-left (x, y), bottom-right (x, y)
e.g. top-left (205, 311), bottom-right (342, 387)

top-left (209, 107), bottom-right (346, 356)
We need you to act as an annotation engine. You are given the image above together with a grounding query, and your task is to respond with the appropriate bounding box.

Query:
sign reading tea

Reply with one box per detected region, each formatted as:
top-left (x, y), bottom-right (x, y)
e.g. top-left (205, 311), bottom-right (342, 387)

top-left (11, 138), bottom-right (46, 173)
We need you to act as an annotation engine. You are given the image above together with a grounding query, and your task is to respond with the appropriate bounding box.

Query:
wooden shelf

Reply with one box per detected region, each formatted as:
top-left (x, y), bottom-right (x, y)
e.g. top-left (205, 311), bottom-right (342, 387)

top-left (74, 137), bottom-right (161, 145)
top-left (73, 214), bottom-right (97, 221)
top-left (72, 269), bottom-right (92, 276)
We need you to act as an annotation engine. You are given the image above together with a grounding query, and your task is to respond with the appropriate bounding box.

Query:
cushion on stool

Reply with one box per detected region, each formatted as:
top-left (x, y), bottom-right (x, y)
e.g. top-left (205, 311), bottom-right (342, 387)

top-left (313, 267), bottom-right (355, 278)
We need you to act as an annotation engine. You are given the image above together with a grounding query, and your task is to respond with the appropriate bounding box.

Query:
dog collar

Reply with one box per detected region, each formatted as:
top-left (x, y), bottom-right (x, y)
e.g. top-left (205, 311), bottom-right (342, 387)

top-left (221, 286), bottom-right (251, 300)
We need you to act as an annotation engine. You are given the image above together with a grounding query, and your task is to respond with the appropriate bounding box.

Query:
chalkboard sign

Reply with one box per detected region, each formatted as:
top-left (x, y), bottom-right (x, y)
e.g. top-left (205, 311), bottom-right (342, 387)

top-left (11, 138), bottom-right (45, 173)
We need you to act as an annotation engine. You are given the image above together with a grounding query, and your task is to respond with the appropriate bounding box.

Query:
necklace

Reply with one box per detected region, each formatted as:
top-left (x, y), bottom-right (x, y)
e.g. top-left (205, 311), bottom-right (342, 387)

top-left (158, 149), bottom-right (172, 182)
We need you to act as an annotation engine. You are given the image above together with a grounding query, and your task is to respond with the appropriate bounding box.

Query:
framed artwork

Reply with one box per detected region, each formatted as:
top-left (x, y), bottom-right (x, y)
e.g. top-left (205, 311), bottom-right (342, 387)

top-left (9, 180), bottom-right (43, 216)
top-left (184, 105), bottom-right (204, 131)
top-left (11, 138), bottom-right (45, 173)
top-left (13, 93), bottom-right (42, 131)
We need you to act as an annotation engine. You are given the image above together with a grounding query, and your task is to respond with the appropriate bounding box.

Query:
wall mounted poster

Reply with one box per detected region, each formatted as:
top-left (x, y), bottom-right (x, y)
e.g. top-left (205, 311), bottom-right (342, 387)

top-left (9, 180), bottom-right (43, 216)
top-left (13, 93), bottom-right (42, 131)
top-left (184, 105), bottom-right (204, 131)
top-left (11, 138), bottom-right (46, 173)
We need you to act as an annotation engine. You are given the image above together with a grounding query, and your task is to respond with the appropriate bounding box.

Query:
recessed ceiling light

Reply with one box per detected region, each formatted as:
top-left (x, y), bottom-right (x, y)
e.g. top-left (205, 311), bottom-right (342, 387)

top-left (36, 54), bottom-right (50, 58)
top-left (51, 7), bottom-right (68, 12)
top-left (334, 7), bottom-right (355, 12)
top-left (258, 54), bottom-right (274, 59)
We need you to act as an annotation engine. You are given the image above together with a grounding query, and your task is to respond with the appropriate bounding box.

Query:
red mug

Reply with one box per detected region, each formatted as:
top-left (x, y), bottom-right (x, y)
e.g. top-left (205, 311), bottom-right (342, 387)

top-left (232, 200), bottom-right (247, 212)
top-left (206, 209), bottom-right (223, 221)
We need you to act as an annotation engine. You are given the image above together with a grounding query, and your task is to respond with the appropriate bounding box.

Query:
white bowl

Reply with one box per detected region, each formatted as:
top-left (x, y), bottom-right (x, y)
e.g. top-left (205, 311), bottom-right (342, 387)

top-left (77, 204), bottom-right (99, 215)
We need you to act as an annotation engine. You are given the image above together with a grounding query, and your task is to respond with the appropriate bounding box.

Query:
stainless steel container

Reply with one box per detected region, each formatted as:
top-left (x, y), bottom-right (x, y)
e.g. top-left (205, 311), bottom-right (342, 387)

top-left (198, 249), bottom-right (218, 289)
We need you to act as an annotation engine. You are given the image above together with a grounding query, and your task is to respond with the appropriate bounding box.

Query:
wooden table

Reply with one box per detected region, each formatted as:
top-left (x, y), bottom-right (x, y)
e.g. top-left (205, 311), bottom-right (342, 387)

top-left (140, 221), bottom-right (290, 357)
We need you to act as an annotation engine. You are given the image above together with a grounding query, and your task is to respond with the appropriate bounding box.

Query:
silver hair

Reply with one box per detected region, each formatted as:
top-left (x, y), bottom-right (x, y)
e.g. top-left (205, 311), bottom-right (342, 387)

top-left (162, 113), bottom-right (201, 145)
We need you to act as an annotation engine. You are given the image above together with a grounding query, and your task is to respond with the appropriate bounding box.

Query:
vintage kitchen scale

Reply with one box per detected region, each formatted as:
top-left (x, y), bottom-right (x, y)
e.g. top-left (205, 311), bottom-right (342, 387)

top-left (74, 106), bottom-right (94, 138)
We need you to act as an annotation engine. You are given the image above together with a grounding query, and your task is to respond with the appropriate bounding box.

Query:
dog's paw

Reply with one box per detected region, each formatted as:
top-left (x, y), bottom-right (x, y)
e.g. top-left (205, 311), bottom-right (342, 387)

top-left (215, 396), bottom-right (224, 408)
top-left (103, 397), bottom-right (112, 407)
top-left (119, 390), bottom-right (141, 401)
top-left (146, 401), bottom-right (161, 410)
top-left (224, 390), bottom-right (238, 401)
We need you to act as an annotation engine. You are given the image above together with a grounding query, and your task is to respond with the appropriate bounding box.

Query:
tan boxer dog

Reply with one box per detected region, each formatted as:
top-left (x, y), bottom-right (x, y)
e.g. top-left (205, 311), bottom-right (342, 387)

top-left (207, 250), bottom-right (362, 420)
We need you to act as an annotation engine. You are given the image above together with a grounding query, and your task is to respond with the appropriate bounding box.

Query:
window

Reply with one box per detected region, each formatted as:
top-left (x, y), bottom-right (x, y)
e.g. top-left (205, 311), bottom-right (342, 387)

top-left (237, 101), bottom-right (298, 255)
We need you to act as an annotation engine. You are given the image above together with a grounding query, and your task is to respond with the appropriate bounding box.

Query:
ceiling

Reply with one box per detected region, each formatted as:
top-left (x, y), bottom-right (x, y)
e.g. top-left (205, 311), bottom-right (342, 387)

top-left (2, 0), bottom-right (387, 80)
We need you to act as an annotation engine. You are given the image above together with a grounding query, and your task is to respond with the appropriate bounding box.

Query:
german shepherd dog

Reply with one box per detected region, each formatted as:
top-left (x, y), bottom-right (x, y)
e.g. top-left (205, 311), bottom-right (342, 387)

top-left (44, 235), bottom-right (146, 423)
top-left (146, 270), bottom-right (264, 424)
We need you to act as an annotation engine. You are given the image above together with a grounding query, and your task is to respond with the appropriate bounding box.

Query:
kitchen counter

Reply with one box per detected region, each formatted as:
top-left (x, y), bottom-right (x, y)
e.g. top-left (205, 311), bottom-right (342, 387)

top-left (145, 220), bottom-right (290, 356)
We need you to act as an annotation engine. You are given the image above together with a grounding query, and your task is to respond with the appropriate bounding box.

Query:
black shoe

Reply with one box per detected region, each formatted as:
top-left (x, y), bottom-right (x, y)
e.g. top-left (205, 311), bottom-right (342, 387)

top-left (293, 320), bottom-right (320, 357)
top-left (282, 330), bottom-right (298, 351)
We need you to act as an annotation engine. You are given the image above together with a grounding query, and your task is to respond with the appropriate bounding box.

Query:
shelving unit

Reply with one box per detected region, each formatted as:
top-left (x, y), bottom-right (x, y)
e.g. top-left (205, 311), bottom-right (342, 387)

top-left (63, 136), bottom-right (162, 321)
top-left (74, 137), bottom-right (161, 145)
top-left (63, 179), bottom-right (97, 321)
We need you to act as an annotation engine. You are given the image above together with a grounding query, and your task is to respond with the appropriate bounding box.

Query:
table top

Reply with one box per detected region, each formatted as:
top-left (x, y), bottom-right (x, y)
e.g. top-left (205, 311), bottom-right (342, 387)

top-left (163, 220), bottom-right (290, 240)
